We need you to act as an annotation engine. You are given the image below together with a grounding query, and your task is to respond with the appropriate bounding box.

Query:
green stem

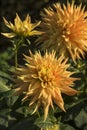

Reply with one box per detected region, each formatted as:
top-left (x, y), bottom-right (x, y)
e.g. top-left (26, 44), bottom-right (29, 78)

top-left (84, 77), bottom-right (87, 94)
top-left (76, 60), bottom-right (87, 94)
top-left (14, 37), bottom-right (23, 68)
top-left (15, 48), bottom-right (18, 68)
top-left (37, 110), bottom-right (40, 117)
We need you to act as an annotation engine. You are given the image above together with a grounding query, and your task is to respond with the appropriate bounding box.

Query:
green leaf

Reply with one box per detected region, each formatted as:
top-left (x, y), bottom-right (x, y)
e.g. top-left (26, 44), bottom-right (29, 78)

top-left (0, 70), bottom-right (12, 82)
top-left (9, 117), bottom-right (39, 130)
top-left (0, 80), bottom-right (10, 92)
top-left (2, 89), bottom-right (16, 97)
top-left (83, 125), bottom-right (87, 130)
top-left (0, 115), bottom-right (8, 128)
top-left (34, 116), bottom-right (53, 129)
top-left (62, 98), bottom-right (87, 122)
top-left (59, 123), bottom-right (75, 130)
top-left (75, 109), bottom-right (87, 128)
top-left (6, 95), bottom-right (19, 107)
top-left (0, 109), bottom-right (11, 127)
top-left (16, 106), bottom-right (29, 117)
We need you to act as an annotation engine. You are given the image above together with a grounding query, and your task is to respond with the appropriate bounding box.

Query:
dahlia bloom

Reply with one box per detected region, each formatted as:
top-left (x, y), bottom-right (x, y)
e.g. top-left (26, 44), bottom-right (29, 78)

top-left (36, 1), bottom-right (87, 62)
top-left (14, 50), bottom-right (78, 120)
top-left (2, 13), bottom-right (41, 38)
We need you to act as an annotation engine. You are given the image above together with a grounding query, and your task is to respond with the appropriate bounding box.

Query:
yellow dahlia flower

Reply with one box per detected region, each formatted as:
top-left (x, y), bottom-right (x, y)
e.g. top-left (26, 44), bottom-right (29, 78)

top-left (14, 50), bottom-right (78, 120)
top-left (36, 1), bottom-right (87, 62)
top-left (2, 13), bottom-right (41, 38)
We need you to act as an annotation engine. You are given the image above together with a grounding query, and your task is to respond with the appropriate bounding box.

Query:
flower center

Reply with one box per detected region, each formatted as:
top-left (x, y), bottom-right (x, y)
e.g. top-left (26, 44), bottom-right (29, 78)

top-left (62, 25), bottom-right (71, 41)
top-left (38, 67), bottom-right (53, 85)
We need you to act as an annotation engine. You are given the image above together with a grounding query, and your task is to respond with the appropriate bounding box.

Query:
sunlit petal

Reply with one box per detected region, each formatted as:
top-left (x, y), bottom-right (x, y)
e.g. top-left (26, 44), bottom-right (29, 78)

top-left (14, 50), bottom-right (78, 120)
top-left (36, 1), bottom-right (87, 62)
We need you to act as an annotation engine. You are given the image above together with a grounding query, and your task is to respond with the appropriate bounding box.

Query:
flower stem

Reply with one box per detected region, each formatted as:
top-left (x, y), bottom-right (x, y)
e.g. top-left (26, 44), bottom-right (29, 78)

top-left (37, 110), bottom-right (40, 117)
top-left (15, 48), bottom-right (18, 68)
top-left (14, 37), bottom-right (23, 68)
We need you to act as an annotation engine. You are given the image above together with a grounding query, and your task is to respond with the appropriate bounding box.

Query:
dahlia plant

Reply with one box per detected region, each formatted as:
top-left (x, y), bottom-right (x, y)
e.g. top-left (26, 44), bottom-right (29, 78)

top-left (0, 1), bottom-right (87, 130)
